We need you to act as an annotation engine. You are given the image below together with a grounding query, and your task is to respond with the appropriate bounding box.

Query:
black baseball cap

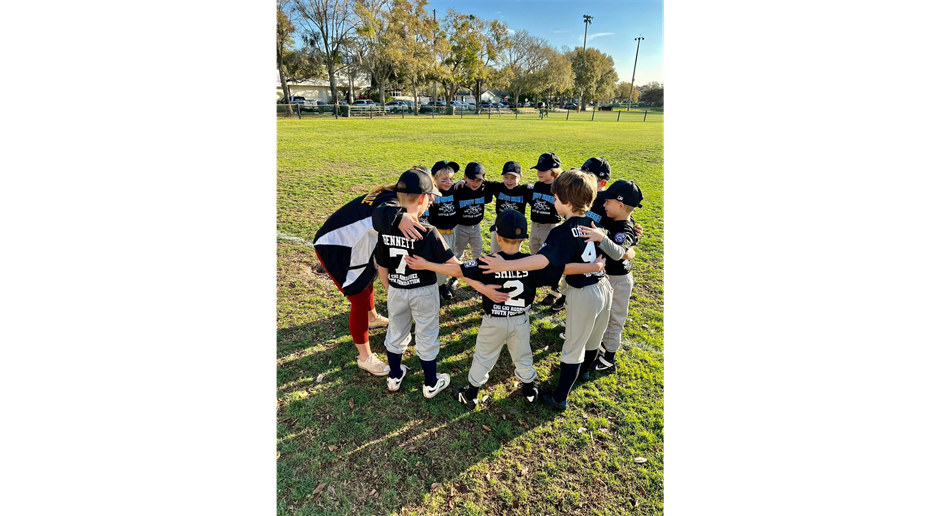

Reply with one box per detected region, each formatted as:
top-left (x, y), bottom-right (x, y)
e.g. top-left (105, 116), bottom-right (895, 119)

top-left (464, 162), bottom-right (486, 179)
top-left (531, 152), bottom-right (561, 171)
top-left (396, 167), bottom-right (442, 196)
top-left (598, 180), bottom-right (643, 208)
top-left (432, 160), bottom-right (460, 174)
top-left (581, 157), bottom-right (611, 181)
top-left (501, 161), bottom-right (522, 177)
top-left (489, 209), bottom-right (529, 239)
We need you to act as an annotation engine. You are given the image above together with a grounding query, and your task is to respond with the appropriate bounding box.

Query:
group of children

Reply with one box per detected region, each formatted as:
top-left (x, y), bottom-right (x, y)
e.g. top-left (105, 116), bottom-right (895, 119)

top-left (368, 154), bottom-right (645, 410)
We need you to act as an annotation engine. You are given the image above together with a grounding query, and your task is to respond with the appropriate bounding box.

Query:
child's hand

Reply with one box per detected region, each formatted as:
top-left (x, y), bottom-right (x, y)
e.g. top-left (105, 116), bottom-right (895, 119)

top-left (478, 253), bottom-right (508, 273)
top-left (398, 213), bottom-right (425, 240)
top-left (635, 224), bottom-right (643, 238)
top-left (577, 222), bottom-right (606, 243)
top-left (479, 284), bottom-right (510, 303)
top-left (595, 255), bottom-right (607, 272)
top-left (403, 255), bottom-right (428, 270)
top-left (453, 179), bottom-right (466, 190)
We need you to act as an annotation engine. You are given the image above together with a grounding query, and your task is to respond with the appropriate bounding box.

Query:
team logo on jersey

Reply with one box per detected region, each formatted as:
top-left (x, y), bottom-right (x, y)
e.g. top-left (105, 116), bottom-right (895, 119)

top-left (502, 201), bottom-right (520, 212)
top-left (464, 259), bottom-right (477, 268)
top-left (438, 203), bottom-right (456, 215)
top-left (614, 232), bottom-right (627, 243)
top-left (532, 199), bottom-right (551, 212)
top-left (464, 204), bottom-right (483, 217)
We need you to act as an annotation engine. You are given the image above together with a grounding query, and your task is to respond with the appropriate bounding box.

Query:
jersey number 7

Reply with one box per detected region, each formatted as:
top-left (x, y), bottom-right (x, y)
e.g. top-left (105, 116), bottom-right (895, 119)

top-left (389, 248), bottom-right (408, 275)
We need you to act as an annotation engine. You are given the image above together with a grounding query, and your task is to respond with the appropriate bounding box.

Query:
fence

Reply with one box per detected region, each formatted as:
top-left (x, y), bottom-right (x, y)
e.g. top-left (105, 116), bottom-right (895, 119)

top-left (276, 104), bottom-right (663, 123)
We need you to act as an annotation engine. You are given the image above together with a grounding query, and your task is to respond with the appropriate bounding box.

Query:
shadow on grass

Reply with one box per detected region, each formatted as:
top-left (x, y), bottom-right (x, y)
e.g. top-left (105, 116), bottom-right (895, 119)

top-left (276, 288), bottom-right (573, 516)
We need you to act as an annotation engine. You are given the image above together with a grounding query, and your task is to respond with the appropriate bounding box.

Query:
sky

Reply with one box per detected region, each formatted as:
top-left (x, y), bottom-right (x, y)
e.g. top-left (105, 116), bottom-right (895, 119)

top-left (425, 0), bottom-right (663, 87)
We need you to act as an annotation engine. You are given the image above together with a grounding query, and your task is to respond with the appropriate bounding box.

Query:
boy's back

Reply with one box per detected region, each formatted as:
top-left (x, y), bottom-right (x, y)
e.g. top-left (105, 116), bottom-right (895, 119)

top-left (461, 252), bottom-right (563, 316)
top-left (375, 222), bottom-right (453, 289)
top-left (540, 216), bottom-right (606, 288)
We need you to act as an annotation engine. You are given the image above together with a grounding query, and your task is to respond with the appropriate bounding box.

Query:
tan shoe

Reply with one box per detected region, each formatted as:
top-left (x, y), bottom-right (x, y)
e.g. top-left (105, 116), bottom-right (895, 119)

top-left (368, 314), bottom-right (389, 329)
top-left (357, 353), bottom-right (390, 376)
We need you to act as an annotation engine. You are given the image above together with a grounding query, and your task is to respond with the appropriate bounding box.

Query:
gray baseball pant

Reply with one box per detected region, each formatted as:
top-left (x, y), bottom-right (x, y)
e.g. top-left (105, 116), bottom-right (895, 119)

top-left (467, 313), bottom-right (537, 387)
top-left (384, 284), bottom-right (441, 361)
top-left (559, 277), bottom-right (613, 364)
top-left (603, 272), bottom-right (635, 352)
top-left (453, 224), bottom-right (482, 262)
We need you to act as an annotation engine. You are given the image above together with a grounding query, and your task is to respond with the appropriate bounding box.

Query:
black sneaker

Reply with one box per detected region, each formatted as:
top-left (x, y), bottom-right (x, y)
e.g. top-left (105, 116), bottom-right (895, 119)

top-left (538, 293), bottom-right (557, 306)
top-left (551, 295), bottom-right (567, 312)
top-left (592, 345), bottom-right (617, 372)
top-left (439, 284), bottom-right (453, 301)
top-left (523, 385), bottom-right (540, 404)
top-left (453, 385), bottom-right (487, 410)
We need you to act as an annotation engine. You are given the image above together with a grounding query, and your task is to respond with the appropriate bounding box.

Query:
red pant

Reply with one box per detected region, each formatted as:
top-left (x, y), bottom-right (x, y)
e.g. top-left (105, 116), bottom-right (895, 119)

top-left (314, 248), bottom-right (374, 345)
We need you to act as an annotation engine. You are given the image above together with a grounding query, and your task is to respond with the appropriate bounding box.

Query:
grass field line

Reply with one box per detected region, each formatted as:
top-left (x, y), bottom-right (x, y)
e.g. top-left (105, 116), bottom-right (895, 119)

top-left (277, 232), bottom-right (316, 248)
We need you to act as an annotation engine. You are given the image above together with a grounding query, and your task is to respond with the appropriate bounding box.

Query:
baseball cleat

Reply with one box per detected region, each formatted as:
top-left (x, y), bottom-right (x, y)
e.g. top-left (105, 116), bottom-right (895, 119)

top-left (422, 373), bottom-right (451, 399)
top-left (550, 295), bottom-right (566, 312)
top-left (387, 364), bottom-right (408, 392)
top-left (453, 385), bottom-right (488, 409)
top-left (524, 385), bottom-right (540, 404)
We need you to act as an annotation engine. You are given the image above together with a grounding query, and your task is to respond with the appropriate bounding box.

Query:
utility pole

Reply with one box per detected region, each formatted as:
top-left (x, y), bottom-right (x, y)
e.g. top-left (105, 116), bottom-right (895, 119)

top-left (627, 35), bottom-right (644, 112)
top-left (432, 9), bottom-right (437, 111)
top-left (580, 14), bottom-right (593, 111)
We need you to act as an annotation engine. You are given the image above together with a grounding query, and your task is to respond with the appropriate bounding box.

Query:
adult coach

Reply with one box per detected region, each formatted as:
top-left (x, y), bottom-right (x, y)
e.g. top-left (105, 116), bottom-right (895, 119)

top-left (312, 180), bottom-right (427, 376)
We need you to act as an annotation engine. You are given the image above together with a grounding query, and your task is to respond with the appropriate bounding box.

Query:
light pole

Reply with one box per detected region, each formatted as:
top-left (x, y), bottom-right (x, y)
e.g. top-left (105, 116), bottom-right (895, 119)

top-left (627, 35), bottom-right (644, 112)
top-left (580, 14), bottom-right (593, 111)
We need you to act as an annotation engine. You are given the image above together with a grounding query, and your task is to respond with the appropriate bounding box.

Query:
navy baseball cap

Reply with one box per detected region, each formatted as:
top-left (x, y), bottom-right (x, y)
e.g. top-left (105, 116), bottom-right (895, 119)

top-left (598, 180), bottom-right (643, 208)
top-left (464, 162), bottom-right (486, 179)
top-left (489, 209), bottom-right (529, 239)
top-left (432, 160), bottom-right (460, 174)
top-left (396, 167), bottom-right (442, 196)
top-left (501, 161), bottom-right (522, 177)
top-left (531, 152), bottom-right (561, 171)
top-left (582, 157), bottom-right (611, 181)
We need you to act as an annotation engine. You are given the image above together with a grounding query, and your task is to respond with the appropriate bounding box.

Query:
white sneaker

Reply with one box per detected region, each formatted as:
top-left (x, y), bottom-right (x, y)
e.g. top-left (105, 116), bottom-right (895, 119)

top-left (387, 364), bottom-right (408, 392)
top-left (560, 332), bottom-right (566, 340)
top-left (559, 320), bottom-right (566, 328)
top-left (422, 373), bottom-right (451, 399)
top-left (368, 314), bottom-right (389, 329)
top-left (357, 353), bottom-right (391, 376)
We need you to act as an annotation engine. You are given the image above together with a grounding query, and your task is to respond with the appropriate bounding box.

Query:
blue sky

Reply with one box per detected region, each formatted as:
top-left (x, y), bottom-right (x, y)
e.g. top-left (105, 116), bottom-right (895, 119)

top-left (425, 0), bottom-right (663, 86)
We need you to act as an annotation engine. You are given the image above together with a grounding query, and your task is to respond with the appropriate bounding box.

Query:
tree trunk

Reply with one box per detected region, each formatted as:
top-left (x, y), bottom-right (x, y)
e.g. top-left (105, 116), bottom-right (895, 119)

top-left (328, 63), bottom-right (338, 103)
top-left (378, 78), bottom-right (386, 113)
top-left (412, 77), bottom-right (419, 116)
top-left (278, 65), bottom-right (293, 116)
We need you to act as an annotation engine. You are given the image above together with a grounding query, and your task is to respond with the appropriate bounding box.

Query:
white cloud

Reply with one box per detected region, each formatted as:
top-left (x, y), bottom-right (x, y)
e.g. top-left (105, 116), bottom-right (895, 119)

top-left (587, 32), bottom-right (615, 41)
top-left (507, 28), bottom-right (516, 35)
top-left (553, 30), bottom-right (570, 34)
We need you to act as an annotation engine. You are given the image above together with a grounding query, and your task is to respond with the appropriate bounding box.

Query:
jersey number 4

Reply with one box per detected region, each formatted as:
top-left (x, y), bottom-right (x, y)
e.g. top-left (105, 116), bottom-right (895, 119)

top-left (581, 241), bottom-right (597, 263)
top-left (389, 248), bottom-right (408, 275)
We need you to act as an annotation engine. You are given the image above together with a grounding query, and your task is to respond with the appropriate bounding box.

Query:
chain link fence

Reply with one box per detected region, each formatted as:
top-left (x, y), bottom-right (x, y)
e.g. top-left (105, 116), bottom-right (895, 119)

top-left (276, 104), bottom-right (663, 123)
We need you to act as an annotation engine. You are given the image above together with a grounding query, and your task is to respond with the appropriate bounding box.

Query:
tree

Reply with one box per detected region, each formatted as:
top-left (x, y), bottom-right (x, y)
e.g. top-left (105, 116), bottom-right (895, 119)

top-left (277, 0), bottom-right (296, 114)
top-left (354, 0), bottom-right (395, 110)
top-left (528, 45), bottom-right (573, 108)
top-left (503, 30), bottom-right (549, 108)
top-left (295, 0), bottom-right (359, 103)
top-left (615, 81), bottom-right (640, 103)
top-left (640, 86), bottom-right (664, 107)
top-left (385, 0), bottom-right (436, 113)
top-left (566, 47), bottom-right (618, 109)
top-left (435, 10), bottom-right (482, 106)
top-left (469, 16), bottom-right (509, 107)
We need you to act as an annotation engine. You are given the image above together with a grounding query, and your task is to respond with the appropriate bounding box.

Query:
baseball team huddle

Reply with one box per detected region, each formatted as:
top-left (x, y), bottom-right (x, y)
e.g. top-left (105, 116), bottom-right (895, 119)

top-left (312, 152), bottom-right (644, 411)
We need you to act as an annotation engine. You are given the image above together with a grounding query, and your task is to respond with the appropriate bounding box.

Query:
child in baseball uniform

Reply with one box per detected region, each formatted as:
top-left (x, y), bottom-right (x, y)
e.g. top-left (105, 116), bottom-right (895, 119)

top-left (579, 180), bottom-right (643, 374)
top-left (405, 209), bottom-right (605, 409)
top-left (374, 167), bottom-right (455, 399)
top-left (452, 162), bottom-right (492, 263)
top-left (429, 160), bottom-right (460, 300)
top-left (527, 152), bottom-right (566, 307)
top-left (479, 170), bottom-right (613, 411)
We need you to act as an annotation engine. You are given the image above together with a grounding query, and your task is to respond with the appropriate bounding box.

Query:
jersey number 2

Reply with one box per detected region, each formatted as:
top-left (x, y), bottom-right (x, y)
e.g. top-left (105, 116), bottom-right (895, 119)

top-left (503, 280), bottom-right (525, 307)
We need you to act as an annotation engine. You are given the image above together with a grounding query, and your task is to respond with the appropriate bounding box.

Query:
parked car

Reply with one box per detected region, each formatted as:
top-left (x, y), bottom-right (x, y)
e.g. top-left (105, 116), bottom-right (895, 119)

top-left (564, 102), bottom-right (578, 110)
top-left (353, 99), bottom-right (377, 106)
top-left (385, 100), bottom-right (415, 112)
top-left (278, 96), bottom-right (319, 111)
top-left (479, 101), bottom-right (492, 108)
top-left (497, 102), bottom-right (508, 108)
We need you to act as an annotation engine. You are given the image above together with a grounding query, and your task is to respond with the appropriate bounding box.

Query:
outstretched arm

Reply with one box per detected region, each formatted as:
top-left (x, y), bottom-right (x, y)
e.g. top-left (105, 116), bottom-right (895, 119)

top-left (404, 255), bottom-right (463, 277)
top-left (461, 277), bottom-right (510, 304)
top-left (564, 255), bottom-right (607, 275)
top-left (478, 253), bottom-right (550, 273)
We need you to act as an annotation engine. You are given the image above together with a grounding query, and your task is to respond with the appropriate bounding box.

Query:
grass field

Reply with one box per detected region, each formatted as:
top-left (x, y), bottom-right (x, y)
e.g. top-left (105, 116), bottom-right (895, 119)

top-left (277, 117), bottom-right (664, 515)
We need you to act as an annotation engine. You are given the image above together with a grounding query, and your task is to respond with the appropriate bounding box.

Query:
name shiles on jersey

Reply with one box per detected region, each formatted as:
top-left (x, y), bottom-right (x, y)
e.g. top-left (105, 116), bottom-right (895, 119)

top-left (381, 234), bottom-right (416, 249)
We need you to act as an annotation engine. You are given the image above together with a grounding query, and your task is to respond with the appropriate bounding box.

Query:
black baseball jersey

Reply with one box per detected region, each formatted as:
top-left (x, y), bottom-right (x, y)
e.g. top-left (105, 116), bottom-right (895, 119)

top-left (315, 189), bottom-right (399, 297)
top-left (429, 185), bottom-right (459, 230)
top-left (454, 184), bottom-right (491, 226)
top-left (585, 197), bottom-right (611, 227)
top-left (375, 223), bottom-right (454, 289)
top-left (487, 181), bottom-right (532, 217)
top-left (538, 216), bottom-right (606, 288)
top-left (599, 216), bottom-right (638, 276)
top-left (528, 182), bottom-right (562, 224)
top-left (461, 252), bottom-right (563, 317)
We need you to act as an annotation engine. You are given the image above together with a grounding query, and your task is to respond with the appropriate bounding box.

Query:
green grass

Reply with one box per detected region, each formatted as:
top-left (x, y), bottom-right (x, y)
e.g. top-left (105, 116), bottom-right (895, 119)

top-left (277, 117), bottom-right (663, 515)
